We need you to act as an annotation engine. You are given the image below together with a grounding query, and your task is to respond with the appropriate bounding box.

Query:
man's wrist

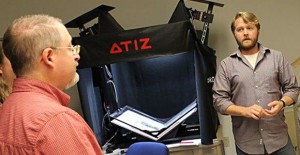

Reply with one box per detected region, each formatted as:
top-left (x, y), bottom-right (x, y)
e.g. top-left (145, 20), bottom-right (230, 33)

top-left (279, 100), bottom-right (286, 109)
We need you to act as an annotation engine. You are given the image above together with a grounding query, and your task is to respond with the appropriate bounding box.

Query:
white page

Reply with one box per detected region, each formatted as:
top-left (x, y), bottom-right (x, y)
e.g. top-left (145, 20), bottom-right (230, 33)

top-left (116, 110), bottom-right (165, 132)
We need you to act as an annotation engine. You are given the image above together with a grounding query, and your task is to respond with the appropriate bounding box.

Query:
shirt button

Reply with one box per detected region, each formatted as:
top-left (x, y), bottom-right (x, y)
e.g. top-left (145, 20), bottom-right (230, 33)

top-left (257, 100), bottom-right (260, 103)
top-left (260, 139), bottom-right (263, 144)
top-left (261, 128), bottom-right (263, 131)
top-left (255, 85), bottom-right (258, 88)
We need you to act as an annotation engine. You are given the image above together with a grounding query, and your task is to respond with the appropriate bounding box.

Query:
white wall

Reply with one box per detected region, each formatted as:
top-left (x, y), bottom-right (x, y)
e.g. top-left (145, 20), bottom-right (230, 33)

top-left (1, 0), bottom-right (300, 154)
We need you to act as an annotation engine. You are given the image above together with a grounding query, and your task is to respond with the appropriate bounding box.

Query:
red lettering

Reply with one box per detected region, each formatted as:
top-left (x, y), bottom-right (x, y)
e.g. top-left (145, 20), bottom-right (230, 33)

top-left (120, 40), bottom-right (132, 52)
top-left (134, 40), bottom-right (139, 50)
top-left (110, 43), bottom-right (122, 54)
top-left (110, 37), bottom-right (152, 54)
top-left (140, 38), bottom-right (152, 50)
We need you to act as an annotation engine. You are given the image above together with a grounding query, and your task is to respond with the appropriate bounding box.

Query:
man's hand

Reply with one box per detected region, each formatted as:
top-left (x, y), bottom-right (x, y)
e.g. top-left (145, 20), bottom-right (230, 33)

top-left (244, 104), bottom-right (265, 120)
top-left (263, 100), bottom-right (284, 117)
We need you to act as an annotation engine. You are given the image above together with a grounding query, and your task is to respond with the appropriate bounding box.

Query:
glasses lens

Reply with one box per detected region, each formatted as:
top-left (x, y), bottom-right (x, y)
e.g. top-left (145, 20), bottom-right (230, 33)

top-left (74, 45), bottom-right (80, 55)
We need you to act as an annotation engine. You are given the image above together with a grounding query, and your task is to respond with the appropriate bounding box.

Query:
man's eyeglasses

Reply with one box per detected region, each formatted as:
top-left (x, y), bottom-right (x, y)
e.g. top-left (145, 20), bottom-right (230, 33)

top-left (52, 45), bottom-right (80, 55)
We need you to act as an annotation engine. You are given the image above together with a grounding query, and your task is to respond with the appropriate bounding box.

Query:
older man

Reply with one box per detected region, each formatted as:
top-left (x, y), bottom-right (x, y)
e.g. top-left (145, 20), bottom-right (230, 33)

top-left (0, 14), bottom-right (103, 155)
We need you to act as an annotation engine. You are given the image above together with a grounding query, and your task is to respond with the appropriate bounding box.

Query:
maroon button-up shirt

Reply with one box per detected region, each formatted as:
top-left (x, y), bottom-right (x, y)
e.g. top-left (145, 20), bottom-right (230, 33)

top-left (0, 78), bottom-right (103, 155)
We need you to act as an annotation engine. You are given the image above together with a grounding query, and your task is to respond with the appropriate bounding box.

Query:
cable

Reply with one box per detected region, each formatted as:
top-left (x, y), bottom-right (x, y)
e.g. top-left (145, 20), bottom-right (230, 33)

top-left (106, 79), bottom-right (119, 103)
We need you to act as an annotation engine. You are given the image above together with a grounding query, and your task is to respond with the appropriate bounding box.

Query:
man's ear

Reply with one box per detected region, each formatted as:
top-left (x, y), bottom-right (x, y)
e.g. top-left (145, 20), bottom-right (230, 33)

top-left (41, 48), bottom-right (55, 67)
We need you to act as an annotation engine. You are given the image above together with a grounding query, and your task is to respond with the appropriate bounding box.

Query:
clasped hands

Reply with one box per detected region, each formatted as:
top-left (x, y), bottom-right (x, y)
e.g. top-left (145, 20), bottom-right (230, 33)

top-left (245, 101), bottom-right (283, 120)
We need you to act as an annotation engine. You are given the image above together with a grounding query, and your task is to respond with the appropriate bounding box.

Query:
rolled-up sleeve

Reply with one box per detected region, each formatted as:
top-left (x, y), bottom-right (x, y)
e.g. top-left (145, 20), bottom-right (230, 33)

top-left (212, 60), bottom-right (233, 114)
top-left (279, 52), bottom-right (299, 103)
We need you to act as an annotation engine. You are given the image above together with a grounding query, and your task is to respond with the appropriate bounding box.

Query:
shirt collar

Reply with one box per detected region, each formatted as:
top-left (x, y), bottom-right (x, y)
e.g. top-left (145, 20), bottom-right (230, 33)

top-left (12, 78), bottom-right (70, 106)
top-left (230, 43), bottom-right (270, 58)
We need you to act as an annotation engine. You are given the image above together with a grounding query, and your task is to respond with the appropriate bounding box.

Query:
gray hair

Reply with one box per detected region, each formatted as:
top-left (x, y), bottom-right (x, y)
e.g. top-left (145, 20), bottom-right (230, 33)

top-left (3, 14), bottom-right (63, 77)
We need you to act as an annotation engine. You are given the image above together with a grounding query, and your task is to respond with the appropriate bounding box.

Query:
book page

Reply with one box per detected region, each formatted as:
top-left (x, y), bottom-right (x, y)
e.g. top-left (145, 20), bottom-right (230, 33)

top-left (116, 110), bottom-right (165, 132)
top-left (164, 101), bottom-right (197, 127)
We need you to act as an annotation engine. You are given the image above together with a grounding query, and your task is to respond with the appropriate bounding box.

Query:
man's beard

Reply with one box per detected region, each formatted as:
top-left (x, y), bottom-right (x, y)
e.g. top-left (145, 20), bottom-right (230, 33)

top-left (65, 72), bottom-right (80, 90)
top-left (237, 38), bottom-right (258, 51)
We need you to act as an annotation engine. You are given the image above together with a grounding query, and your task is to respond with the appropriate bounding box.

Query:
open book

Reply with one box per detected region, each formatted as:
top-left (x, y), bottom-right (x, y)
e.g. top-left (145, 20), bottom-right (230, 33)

top-left (109, 100), bottom-right (198, 141)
